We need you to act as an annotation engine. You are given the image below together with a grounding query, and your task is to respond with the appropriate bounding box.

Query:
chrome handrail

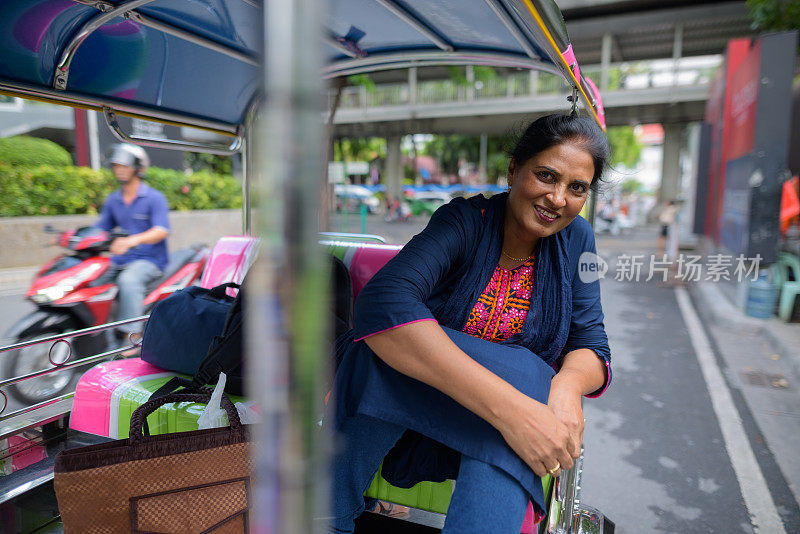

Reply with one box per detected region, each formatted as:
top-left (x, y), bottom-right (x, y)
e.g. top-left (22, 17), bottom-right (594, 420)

top-left (0, 392), bottom-right (75, 424)
top-left (0, 344), bottom-right (138, 391)
top-left (547, 446), bottom-right (584, 533)
top-left (0, 316), bottom-right (147, 354)
top-left (54, 0), bottom-right (160, 90)
top-left (0, 317), bottom-right (148, 416)
top-left (318, 231), bottom-right (387, 243)
top-left (0, 80), bottom-right (239, 136)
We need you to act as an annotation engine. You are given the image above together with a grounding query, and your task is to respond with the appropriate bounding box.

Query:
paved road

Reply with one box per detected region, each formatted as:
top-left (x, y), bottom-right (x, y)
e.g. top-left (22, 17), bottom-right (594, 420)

top-left (581, 228), bottom-right (800, 532)
top-left (0, 292), bottom-right (32, 340)
top-left (582, 276), bottom-right (755, 532)
top-left (1, 218), bottom-right (799, 532)
top-left (0, 291), bottom-right (39, 414)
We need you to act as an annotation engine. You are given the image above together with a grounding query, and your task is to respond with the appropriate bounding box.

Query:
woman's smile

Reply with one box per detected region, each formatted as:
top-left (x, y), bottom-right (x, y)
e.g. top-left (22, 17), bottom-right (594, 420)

top-left (533, 205), bottom-right (559, 223)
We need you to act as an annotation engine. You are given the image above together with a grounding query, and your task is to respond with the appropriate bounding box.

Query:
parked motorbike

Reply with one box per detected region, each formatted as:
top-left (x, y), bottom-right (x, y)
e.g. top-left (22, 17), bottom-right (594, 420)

top-left (3, 225), bottom-right (209, 404)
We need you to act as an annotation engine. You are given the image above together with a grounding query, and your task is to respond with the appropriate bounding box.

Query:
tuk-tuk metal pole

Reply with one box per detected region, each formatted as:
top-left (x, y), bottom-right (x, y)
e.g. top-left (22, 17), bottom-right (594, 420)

top-left (242, 135), bottom-right (254, 236)
top-left (241, 136), bottom-right (251, 235)
top-left (242, 98), bottom-right (260, 236)
top-left (251, 0), bottom-right (328, 532)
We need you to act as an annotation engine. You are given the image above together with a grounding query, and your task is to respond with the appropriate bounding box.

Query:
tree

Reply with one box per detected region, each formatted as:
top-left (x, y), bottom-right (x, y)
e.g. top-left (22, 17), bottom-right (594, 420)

top-left (347, 74), bottom-right (376, 93)
top-left (606, 126), bottom-right (643, 169)
top-left (420, 133), bottom-right (514, 183)
top-left (445, 66), bottom-right (497, 86)
top-left (422, 135), bottom-right (478, 175)
top-left (747, 0), bottom-right (800, 54)
top-left (334, 137), bottom-right (386, 162)
top-left (621, 178), bottom-right (644, 194)
top-left (184, 152), bottom-right (232, 175)
top-left (747, 0), bottom-right (800, 32)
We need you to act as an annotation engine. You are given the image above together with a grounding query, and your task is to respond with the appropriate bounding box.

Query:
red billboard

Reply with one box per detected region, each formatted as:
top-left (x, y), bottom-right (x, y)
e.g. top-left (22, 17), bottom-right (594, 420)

top-left (712, 39), bottom-right (750, 243)
top-left (697, 31), bottom-right (799, 263)
top-left (727, 40), bottom-right (761, 161)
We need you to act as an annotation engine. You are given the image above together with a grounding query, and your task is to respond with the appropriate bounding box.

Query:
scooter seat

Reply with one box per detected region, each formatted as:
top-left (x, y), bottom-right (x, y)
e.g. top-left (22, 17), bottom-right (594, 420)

top-left (145, 245), bottom-right (204, 293)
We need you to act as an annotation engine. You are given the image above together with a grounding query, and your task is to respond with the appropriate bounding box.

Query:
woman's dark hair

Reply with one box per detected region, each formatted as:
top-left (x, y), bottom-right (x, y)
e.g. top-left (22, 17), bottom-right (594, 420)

top-left (509, 114), bottom-right (610, 189)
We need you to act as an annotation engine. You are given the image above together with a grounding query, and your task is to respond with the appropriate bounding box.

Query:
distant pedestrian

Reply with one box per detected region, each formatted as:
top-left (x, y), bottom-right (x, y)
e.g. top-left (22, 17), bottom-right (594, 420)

top-left (657, 200), bottom-right (678, 258)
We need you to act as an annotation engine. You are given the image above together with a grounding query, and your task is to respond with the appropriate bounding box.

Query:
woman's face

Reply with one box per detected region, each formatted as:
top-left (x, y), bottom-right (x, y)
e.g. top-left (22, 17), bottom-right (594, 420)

top-left (506, 142), bottom-right (594, 241)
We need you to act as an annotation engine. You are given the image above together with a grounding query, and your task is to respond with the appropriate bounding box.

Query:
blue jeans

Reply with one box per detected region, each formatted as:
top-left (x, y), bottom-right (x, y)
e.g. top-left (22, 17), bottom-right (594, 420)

top-left (114, 259), bottom-right (161, 334)
top-left (330, 414), bottom-right (529, 533)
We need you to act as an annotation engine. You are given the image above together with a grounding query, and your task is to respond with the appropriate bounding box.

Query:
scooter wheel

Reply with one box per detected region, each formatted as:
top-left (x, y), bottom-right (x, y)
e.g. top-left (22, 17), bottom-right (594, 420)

top-left (2, 330), bottom-right (77, 405)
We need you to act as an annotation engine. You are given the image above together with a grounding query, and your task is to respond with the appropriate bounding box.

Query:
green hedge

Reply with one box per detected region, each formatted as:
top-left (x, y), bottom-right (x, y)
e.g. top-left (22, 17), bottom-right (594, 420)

top-left (0, 136), bottom-right (73, 167)
top-left (0, 164), bottom-right (242, 217)
top-left (146, 167), bottom-right (242, 212)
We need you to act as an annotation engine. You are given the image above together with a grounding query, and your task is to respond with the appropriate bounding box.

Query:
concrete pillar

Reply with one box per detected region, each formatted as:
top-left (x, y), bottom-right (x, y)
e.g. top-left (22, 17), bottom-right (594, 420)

top-left (466, 65), bottom-right (475, 100)
top-left (672, 24), bottom-right (683, 86)
top-left (680, 122), bottom-right (701, 243)
top-left (658, 123), bottom-right (684, 204)
top-left (478, 133), bottom-right (488, 183)
top-left (385, 135), bottom-right (403, 200)
top-left (408, 67), bottom-right (417, 106)
top-left (529, 70), bottom-right (539, 95)
top-left (601, 33), bottom-right (612, 92)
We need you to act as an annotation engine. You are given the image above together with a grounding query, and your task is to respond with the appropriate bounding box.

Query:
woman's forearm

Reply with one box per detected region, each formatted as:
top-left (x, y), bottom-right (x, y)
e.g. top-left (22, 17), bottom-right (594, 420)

top-left (363, 321), bottom-right (534, 431)
top-left (552, 348), bottom-right (606, 395)
top-left (364, 321), bottom-right (580, 473)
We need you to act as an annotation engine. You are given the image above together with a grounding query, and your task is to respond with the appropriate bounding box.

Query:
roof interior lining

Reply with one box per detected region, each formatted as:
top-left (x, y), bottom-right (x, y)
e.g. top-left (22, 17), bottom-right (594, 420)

top-left (15, 0), bottom-right (603, 130)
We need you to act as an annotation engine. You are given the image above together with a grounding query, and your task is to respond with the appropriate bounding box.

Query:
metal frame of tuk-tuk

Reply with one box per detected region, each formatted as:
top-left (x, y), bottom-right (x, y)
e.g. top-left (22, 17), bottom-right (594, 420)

top-left (0, 1), bottom-right (608, 532)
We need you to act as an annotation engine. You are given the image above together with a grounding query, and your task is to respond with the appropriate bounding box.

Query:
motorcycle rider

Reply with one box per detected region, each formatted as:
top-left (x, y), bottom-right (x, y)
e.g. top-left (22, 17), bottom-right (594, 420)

top-left (95, 144), bottom-right (170, 341)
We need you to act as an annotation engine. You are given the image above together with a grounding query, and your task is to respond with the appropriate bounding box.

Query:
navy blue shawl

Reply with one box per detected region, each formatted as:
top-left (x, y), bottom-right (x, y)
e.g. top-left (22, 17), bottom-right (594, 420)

top-left (332, 193), bottom-right (611, 514)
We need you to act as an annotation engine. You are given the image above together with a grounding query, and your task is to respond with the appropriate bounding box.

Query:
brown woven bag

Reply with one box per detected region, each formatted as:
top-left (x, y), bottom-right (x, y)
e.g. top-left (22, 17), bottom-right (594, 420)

top-left (54, 389), bottom-right (253, 533)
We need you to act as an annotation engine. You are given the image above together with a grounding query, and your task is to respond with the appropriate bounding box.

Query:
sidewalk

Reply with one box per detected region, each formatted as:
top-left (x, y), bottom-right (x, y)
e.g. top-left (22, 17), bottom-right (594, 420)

top-left (690, 280), bottom-right (800, 382)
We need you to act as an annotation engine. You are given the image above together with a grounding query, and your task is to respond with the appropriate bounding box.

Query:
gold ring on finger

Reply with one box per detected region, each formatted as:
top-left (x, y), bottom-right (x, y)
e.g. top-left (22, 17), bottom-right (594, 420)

top-left (547, 463), bottom-right (560, 476)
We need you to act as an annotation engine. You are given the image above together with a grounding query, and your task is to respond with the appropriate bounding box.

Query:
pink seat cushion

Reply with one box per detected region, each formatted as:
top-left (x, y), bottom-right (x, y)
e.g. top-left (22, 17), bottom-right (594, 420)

top-left (348, 246), bottom-right (400, 299)
top-left (70, 358), bottom-right (168, 436)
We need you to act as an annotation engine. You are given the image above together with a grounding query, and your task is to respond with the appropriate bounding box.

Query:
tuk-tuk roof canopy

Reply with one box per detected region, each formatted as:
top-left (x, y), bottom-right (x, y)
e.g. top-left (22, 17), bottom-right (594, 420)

top-left (0, 0), bottom-right (604, 147)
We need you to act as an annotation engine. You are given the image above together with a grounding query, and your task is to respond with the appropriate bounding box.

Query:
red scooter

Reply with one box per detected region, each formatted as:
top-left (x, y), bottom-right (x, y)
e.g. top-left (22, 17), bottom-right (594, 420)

top-left (3, 225), bottom-right (209, 404)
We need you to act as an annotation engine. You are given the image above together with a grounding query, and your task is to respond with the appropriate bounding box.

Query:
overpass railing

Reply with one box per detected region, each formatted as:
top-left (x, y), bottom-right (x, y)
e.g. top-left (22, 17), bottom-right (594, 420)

top-left (332, 57), bottom-right (721, 111)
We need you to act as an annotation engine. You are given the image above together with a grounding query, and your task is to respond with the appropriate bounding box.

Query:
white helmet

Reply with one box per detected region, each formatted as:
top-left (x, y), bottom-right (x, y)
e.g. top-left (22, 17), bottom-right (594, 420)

top-left (108, 143), bottom-right (150, 177)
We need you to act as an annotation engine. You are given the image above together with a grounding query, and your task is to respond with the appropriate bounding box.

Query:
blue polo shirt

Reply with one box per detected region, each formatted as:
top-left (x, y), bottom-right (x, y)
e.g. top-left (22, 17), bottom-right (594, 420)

top-left (96, 182), bottom-right (170, 271)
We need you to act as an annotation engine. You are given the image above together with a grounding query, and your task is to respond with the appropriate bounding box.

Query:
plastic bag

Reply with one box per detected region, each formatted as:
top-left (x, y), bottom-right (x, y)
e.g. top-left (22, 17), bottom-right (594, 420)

top-left (197, 372), bottom-right (260, 429)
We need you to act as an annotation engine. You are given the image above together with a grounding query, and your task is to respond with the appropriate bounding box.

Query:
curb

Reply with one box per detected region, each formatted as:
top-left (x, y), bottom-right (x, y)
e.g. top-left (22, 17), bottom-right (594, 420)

top-left (689, 282), bottom-right (763, 334)
top-left (689, 281), bottom-right (800, 382)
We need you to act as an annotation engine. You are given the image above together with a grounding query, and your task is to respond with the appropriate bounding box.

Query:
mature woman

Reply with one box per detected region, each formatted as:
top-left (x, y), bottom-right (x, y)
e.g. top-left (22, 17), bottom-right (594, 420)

top-left (330, 114), bottom-right (612, 533)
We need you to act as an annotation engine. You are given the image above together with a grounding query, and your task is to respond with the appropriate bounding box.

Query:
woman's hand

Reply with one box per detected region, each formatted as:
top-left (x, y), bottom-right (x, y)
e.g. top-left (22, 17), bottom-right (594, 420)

top-left (547, 372), bottom-right (585, 459)
top-left (497, 394), bottom-right (576, 478)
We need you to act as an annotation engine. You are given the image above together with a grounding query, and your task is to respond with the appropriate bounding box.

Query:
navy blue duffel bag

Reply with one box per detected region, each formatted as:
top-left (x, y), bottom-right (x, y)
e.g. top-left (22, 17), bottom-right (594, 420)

top-left (140, 283), bottom-right (238, 376)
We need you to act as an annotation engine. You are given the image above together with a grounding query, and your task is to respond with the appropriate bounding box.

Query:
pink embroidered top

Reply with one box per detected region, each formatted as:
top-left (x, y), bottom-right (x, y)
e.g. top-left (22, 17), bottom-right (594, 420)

top-left (463, 256), bottom-right (535, 342)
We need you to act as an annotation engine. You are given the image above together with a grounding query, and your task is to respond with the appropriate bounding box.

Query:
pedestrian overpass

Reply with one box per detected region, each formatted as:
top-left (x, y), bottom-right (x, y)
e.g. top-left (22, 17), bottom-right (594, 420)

top-left (331, 58), bottom-right (717, 137)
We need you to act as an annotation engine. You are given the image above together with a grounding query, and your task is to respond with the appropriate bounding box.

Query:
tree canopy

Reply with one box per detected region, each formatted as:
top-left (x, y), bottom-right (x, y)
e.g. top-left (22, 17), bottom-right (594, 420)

top-left (606, 126), bottom-right (643, 169)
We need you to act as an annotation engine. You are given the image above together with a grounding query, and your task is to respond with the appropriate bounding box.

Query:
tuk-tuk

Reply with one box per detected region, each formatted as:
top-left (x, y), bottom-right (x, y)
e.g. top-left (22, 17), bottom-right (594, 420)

top-left (0, 1), bottom-right (610, 532)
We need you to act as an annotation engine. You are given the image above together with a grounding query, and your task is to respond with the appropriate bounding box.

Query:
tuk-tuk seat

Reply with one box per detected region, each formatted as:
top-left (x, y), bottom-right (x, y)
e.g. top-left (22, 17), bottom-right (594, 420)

top-left (199, 235), bottom-right (260, 290)
top-left (68, 238), bottom-right (542, 531)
